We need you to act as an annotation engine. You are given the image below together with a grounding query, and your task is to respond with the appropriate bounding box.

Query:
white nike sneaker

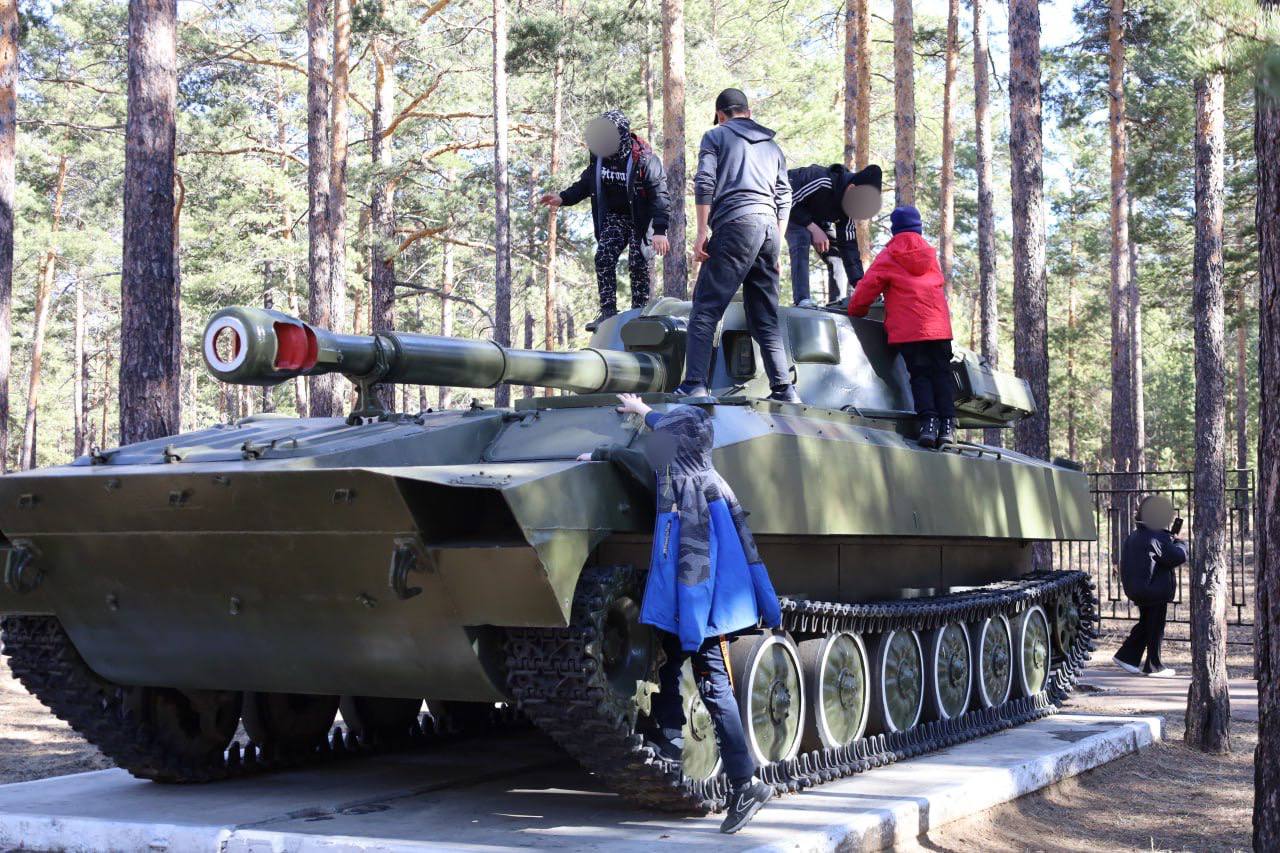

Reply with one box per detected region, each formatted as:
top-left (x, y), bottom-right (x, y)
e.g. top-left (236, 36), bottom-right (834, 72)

top-left (1147, 667), bottom-right (1178, 678)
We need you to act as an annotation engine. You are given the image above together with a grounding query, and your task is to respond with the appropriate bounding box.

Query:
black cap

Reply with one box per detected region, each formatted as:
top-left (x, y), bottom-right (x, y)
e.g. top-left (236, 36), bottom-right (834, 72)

top-left (713, 88), bottom-right (749, 125)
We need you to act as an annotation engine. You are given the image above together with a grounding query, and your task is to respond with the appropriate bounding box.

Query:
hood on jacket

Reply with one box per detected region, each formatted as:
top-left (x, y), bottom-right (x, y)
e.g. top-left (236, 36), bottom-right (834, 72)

top-left (722, 117), bottom-right (776, 144)
top-left (886, 231), bottom-right (937, 276)
top-left (601, 109), bottom-right (631, 161)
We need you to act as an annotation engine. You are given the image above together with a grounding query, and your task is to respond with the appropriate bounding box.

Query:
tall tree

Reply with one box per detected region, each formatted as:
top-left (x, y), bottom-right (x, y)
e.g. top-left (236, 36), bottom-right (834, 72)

top-left (1236, 288), bottom-right (1250, 514)
top-left (974, 0), bottom-right (999, 447)
top-left (1186, 46), bottom-right (1230, 755)
top-left (0, 0), bottom-right (14, 472)
top-left (545, 0), bottom-right (565, 353)
top-left (661, 0), bottom-right (687, 297)
top-left (1254, 7), bottom-right (1280, 846)
top-left (492, 0), bottom-right (512, 407)
top-left (1008, 0), bottom-right (1049, 481)
top-left (73, 280), bottom-right (86, 456)
top-left (306, 0), bottom-right (338, 416)
top-left (938, 0), bottom-right (958, 284)
top-left (439, 228), bottom-right (454, 409)
top-left (842, 0), bottom-right (860, 168)
top-left (329, 0), bottom-right (351, 332)
top-left (119, 0), bottom-right (180, 444)
top-left (20, 155), bottom-right (67, 469)
top-left (854, 0), bottom-right (871, 255)
top-left (1108, 0), bottom-right (1139, 476)
top-left (370, 27), bottom-right (396, 410)
top-left (892, 0), bottom-right (915, 206)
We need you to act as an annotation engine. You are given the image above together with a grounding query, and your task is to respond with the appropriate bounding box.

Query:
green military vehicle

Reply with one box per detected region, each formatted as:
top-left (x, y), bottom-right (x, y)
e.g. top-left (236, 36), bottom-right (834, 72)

top-left (0, 297), bottom-right (1095, 812)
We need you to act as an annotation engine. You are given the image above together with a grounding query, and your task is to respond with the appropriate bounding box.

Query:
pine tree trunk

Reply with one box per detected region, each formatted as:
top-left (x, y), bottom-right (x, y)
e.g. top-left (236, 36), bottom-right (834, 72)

top-left (306, 0), bottom-right (338, 416)
top-left (370, 33), bottom-right (396, 411)
top-left (938, 0), bottom-right (958, 284)
top-left (892, 0), bottom-right (915, 207)
top-left (661, 0), bottom-right (687, 297)
top-left (643, 32), bottom-right (655, 139)
top-left (0, 0), bottom-right (14, 472)
top-left (329, 0), bottom-right (350, 331)
top-left (522, 310), bottom-right (534, 399)
top-left (842, 0), bottom-right (859, 168)
top-left (20, 155), bottom-right (67, 469)
top-left (974, 0), bottom-right (1000, 448)
top-left (492, 0), bottom-right (512, 407)
top-left (1186, 62), bottom-right (1231, 754)
top-left (1008, 0), bottom-right (1049, 569)
top-left (1236, 288), bottom-right (1250, 532)
top-left (73, 279), bottom-right (86, 456)
top-left (1252, 16), bottom-right (1280, 848)
top-left (1108, 0), bottom-right (1138, 479)
top-left (438, 231), bottom-right (455, 409)
top-left (546, 0), bottom-right (565, 358)
top-left (119, 0), bottom-right (180, 445)
top-left (853, 0), bottom-right (871, 257)
top-left (1130, 204), bottom-right (1145, 467)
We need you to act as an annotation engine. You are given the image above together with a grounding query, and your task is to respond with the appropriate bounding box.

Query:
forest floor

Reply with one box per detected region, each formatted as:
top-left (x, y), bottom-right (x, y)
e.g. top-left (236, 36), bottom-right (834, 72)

top-left (0, 633), bottom-right (1258, 851)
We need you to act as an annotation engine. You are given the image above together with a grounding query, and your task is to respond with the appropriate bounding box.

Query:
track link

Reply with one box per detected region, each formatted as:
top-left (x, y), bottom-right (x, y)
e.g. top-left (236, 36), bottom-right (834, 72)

top-left (506, 568), bottom-right (1097, 814)
top-left (0, 615), bottom-right (522, 784)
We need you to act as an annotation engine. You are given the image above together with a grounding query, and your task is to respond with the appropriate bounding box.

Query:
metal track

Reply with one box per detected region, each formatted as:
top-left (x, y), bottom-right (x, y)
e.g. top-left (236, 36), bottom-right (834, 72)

top-left (506, 567), bottom-right (1097, 814)
top-left (0, 615), bottom-right (521, 784)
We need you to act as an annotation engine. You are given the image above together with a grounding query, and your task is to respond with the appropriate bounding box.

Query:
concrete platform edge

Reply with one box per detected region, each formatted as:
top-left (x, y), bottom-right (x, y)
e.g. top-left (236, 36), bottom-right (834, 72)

top-left (742, 714), bottom-right (1163, 853)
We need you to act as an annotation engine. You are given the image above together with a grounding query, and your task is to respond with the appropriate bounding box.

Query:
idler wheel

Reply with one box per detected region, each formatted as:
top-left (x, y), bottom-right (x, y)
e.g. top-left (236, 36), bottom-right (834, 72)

top-left (339, 696), bottom-right (423, 744)
top-left (869, 628), bottom-right (924, 734)
top-left (971, 614), bottom-right (1013, 709)
top-left (119, 687), bottom-right (241, 770)
top-left (730, 632), bottom-right (805, 765)
top-left (799, 631), bottom-right (870, 751)
top-left (925, 622), bottom-right (973, 721)
top-left (1053, 594), bottom-right (1082, 656)
top-left (242, 692), bottom-right (339, 753)
top-left (1014, 605), bottom-right (1052, 697)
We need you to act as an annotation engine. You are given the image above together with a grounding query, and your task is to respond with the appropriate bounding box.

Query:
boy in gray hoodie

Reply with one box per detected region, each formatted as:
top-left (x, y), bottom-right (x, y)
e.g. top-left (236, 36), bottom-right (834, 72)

top-left (676, 89), bottom-right (799, 404)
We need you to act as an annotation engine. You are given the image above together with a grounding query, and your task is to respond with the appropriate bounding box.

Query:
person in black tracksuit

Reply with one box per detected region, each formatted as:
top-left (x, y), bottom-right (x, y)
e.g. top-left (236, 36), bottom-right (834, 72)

top-left (784, 163), bottom-right (882, 305)
top-left (1113, 495), bottom-right (1188, 677)
top-left (540, 110), bottom-right (670, 330)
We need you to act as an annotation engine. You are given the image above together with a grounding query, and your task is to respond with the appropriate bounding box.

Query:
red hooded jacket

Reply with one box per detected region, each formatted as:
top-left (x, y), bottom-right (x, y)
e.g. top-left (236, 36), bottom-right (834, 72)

top-left (847, 231), bottom-right (953, 345)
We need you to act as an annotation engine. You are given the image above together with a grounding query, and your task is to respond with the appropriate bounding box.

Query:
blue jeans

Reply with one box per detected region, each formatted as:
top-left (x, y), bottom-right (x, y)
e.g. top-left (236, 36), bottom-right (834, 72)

top-left (683, 213), bottom-right (791, 389)
top-left (651, 632), bottom-right (756, 787)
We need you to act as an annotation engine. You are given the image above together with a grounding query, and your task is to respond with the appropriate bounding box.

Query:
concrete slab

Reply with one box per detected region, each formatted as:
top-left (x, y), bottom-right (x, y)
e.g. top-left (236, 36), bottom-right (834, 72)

top-left (0, 713), bottom-right (1160, 853)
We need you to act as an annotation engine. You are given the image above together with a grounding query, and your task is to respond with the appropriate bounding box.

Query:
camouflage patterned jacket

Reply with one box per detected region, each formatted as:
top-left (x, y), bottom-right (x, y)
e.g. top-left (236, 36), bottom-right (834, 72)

top-left (632, 405), bottom-right (782, 651)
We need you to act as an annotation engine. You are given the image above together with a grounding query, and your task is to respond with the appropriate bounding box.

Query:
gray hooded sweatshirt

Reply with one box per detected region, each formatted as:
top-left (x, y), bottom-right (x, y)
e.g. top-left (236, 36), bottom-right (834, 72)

top-left (693, 117), bottom-right (792, 230)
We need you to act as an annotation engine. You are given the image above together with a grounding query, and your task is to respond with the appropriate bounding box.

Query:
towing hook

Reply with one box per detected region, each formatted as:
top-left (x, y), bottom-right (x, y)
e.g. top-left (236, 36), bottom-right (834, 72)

top-left (4, 544), bottom-right (43, 594)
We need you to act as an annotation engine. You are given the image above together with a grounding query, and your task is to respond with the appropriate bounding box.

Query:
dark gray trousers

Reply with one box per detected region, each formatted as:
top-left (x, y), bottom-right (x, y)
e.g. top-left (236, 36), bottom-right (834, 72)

top-left (683, 213), bottom-right (791, 389)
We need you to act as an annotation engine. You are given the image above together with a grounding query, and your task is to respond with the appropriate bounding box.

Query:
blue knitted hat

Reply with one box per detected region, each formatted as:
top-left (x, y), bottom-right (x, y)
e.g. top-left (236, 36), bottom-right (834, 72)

top-left (890, 205), bottom-right (923, 235)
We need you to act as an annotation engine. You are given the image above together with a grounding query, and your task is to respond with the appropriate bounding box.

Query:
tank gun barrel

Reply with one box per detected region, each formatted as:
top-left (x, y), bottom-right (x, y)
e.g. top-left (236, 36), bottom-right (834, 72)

top-left (202, 306), bottom-right (669, 394)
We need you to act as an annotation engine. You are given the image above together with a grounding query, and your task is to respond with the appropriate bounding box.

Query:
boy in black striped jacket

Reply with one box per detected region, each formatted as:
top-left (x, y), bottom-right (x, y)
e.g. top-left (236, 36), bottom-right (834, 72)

top-left (784, 163), bottom-right (882, 306)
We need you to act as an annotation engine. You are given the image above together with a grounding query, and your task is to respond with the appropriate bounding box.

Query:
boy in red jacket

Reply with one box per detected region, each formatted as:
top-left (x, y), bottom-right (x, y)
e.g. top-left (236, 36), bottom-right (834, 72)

top-left (848, 206), bottom-right (956, 448)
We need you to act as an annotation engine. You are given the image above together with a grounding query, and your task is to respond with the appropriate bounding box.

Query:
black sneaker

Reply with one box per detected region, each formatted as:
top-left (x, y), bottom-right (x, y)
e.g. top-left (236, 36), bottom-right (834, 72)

top-left (720, 779), bottom-right (774, 834)
top-left (584, 309), bottom-right (617, 332)
top-left (937, 418), bottom-right (957, 446)
top-left (673, 382), bottom-right (710, 398)
top-left (917, 416), bottom-right (940, 449)
top-left (767, 384), bottom-right (802, 405)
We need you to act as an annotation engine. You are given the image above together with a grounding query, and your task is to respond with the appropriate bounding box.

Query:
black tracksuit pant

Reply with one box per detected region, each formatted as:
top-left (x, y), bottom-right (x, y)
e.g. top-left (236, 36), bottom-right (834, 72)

top-left (1114, 603), bottom-right (1168, 672)
top-left (595, 211), bottom-right (651, 313)
top-left (651, 632), bottom-right (755, 787)
top-left (899, 339), bottom-right (956, 420)
top-left (683, 213), bottom-right (790, 389)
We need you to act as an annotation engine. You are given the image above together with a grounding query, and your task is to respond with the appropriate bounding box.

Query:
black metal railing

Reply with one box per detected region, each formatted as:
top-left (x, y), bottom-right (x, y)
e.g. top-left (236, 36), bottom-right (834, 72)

top-left (1053, 468), bottom-right (1255, 641)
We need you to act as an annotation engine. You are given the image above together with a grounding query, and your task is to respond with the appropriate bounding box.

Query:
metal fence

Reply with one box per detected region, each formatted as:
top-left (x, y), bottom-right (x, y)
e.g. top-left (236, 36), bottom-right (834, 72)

top-left (1053, 468), bottom-right (1255, 640)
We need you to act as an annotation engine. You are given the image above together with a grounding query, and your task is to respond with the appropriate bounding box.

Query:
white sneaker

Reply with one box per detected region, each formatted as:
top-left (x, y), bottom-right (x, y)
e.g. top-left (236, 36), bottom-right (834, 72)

top-left (1147, 667), bottom-right (1178, 678)
top-left (1112, 656), bottom-right (1143, 675)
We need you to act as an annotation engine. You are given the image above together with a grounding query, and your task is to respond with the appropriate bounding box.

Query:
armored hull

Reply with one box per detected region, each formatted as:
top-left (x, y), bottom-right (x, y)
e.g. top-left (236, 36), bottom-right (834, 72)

top-left (0, 299), bottom-right (1097, 811)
